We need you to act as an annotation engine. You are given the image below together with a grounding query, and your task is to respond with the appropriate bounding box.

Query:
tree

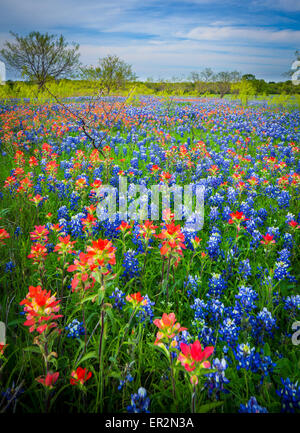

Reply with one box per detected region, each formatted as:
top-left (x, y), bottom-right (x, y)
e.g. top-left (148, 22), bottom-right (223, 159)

top-left (215, 71), bottom-right (241, 98)
top-left (200, 67), bottom-right (214, 82)
top-left (242, 74), bottom-right (256, 81)
top-left (189, 69), bottom-right (215, 95)
top-left (0, 31), bottom-right (80, 90)
top-left (80, 54), bottom-right (137, 95)
top-left (231, 79), bottom-right (256, 105)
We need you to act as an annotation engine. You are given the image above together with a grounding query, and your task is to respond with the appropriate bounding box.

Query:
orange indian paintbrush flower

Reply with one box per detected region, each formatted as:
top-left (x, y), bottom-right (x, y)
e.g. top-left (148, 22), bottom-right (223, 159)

top-left (178, 340), bottom-right (214, 372)
top-left (70, 367), bottom-right (92, 386)
top-left (20, 285), bottom-right (63, 334)
top-left (153, 312), bottom-right (187, 345)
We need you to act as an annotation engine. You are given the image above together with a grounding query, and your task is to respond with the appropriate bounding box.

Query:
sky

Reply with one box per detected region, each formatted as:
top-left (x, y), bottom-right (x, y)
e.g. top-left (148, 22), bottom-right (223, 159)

top-left (0, 0), bottom-right (300, 81)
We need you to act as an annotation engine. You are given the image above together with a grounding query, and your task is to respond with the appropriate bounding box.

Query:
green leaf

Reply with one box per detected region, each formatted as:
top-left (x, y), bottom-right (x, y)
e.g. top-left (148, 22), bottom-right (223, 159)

top-left (76, 351), bottom-right (97, 364)
top-left (263, 343), bottom-right (271, 357)
top-left (198, 401), bottom-right (223, 413)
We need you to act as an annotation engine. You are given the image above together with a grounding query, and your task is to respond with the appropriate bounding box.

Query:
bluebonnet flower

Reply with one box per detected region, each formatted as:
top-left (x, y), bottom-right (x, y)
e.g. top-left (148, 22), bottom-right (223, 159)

top-left (257, 207), bottom-right (268, 221)
top-left (277, 248), bottom-right (291, 262)
top-left (70, 214), bottom-right (85, 238)
top-left (14, 226), bottom-right (22, 237)
top-left (284, 295), bottom-right (300, 317)
top-left (235, 286), bottom-right (258, 314)
top-left (136, 294), bottom-right (155, 324)
top-left (5, 261), bottom-right (15, 273)
top-left (206, 298), bottom-right (225, 323)
top-left (57, 205), bottom-right (69, 220)
top-left (65, 319), bottom-right (85, 338)
top-left (219, 318), bottom-right (240, 346)
top-left (1, 382), bottom-right (25, 407)
top-left (206, 229), bottom-right (222, 259)
top-left (276, 378), bottom-right (300, 413)
top-left (283, 233), bottom-right (293, 249)
top-left (239, 397), bottom-right (268, 413)
top-left (277, 190), bottom-right (290, 208)
top-left (250, 229), bottom-right (262, 249)
top-left (209, 206), bottom-right (219, 222)
top-left (127, 387), bottom-right (150, 413)
top-left (204, 358), bottom-right (230, 400)
top-left (234, 343), bottom-right (256, 370)
top-left (285, 212), bottom-right (295, 224)
top-left (46, 243), bottom-right (55, 253)
top-left (184, 275), bottom-right (200, 297)
top-left (252, 351), bottom-right (276, 383)
top-left (273, 260), bottom-right (290, 281)
top-left (222, 206), bottom-right (231, 222)
top-left (238, 259), bottom-right (252, 280)
top-left (208, 273), bottom-right (227, 297)
top-left (197, 323), bottom-right (216, 346)
top-left (170, 329), bottom-right (190, 359)
top-left (227, 187), bottom-right (237, 204)
top-left (251, 308), bottom-right (277, 343)
top-left (191, 298), bottom-right (207, 321)
top-left (109, 288), bottom-right (126, 310)
top-left (70, 191), bottom-right (80, 211)
top-left (118, 373), bottom-right (134, 391)
top-left (122, 250), bottom-right (140, 280)
top-left (98, 218), bottom-right (120, 240)
top-left (266, 226), bottom-right (280, 241)
top-left (58, 218), bottom-right (69, 235)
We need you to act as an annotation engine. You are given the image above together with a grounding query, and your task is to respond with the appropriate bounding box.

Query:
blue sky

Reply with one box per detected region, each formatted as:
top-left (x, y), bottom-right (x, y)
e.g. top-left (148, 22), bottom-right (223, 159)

top-left (0, 0), bottom-right (299, 81)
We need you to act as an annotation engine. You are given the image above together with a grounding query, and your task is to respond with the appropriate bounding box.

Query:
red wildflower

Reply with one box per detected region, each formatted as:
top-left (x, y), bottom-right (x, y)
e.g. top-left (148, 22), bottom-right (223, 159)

top-left (0, 228), bottom-right (10, 246)
top-left (36, 372), bottom-right (59, 389)
top-left (70, 367), bottom-right (92, 386)
top-left (151, 164), bottom-right (161, 172)
top-left (160, 171), bottom-right (172, 183)
top-left (28, 243), bottom-right (48, 263)
top-left (138, 220), bottom-right (158, 241)
top-left (153, 313), bottom-right (187, 345)
top-left (157, 222), bottom-right (185, 264)
top-left (81, 213), bottom-right (97, 232)
top-left (29, 194), bottom-right (45, 206)
top-left (260, 234), bottom-right (276, 246)
top-left (126, 292), bottom-right (146, 307)
top-left (75, 177), bottom-right (87, 190)
top-left (29, 225), bottom-right (49, 243)
top-left (228, 211), bottom-right (247, 225)
top-left (0, 342), bottom-right (8, 356)
top-left (67, 252), bottom-right (96, 292)
top-left (117, 221), bottom-right (132, 233)
top-left (54, 235), bottom-right (76, 256)
top-left (178, 340), bottom-right (214, 372)
top-left (207, 165), bottom-right (219, 175)
top-left (20, 285), bottom-right (62, 334)
top-left (4, 176), bottom-right (17, 188)
top-left (86, 238), bottom-right (116, 270)
top-left (288, 220), bottom-right (300, 230)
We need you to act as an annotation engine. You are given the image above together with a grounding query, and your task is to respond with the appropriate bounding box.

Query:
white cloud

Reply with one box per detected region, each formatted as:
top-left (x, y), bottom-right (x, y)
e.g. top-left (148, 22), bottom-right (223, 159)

top-left (79, 40), bottom-right (294, 81)
top-left (182, 26), bottom-right (300, 44)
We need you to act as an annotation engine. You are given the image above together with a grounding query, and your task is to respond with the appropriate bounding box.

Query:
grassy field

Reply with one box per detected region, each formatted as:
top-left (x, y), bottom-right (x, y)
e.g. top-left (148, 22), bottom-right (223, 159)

top-left (0, 95), bottom-right (299, 413)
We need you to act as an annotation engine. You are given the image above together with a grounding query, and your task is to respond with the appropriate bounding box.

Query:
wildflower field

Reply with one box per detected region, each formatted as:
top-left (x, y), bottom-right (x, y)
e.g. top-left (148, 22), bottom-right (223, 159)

top-left (0, 96), bottom-right (299, 414)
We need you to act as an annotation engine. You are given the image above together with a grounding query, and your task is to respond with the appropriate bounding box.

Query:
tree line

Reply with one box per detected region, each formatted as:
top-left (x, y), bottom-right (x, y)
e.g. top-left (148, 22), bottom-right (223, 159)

top-left (1, 31), bottom-right (299, 97)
